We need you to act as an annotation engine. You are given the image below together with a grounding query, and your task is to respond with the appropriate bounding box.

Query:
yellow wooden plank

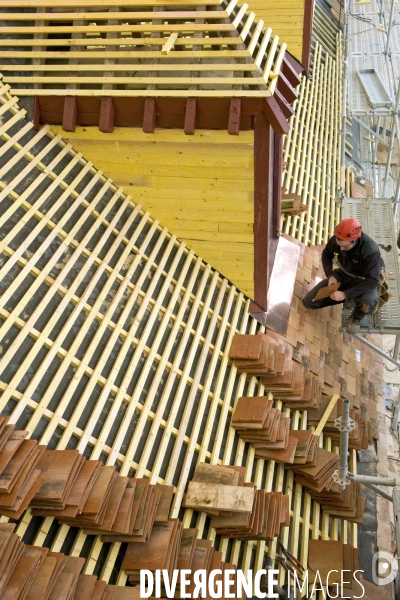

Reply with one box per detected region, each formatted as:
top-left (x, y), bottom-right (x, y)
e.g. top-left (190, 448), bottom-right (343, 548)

top-left (0, 24), bottom-right (236, 34)
top-left (5, 76), bottom-right (266, 85)
top-left (68, 162), bottom-right (253, 181)
top-left (11, 88), bottom-right (272, 97)
top-left (1, 63), bottom-right (259, 72)
top-left (0, 50), bottom-right (251, 59)
top-left (53, 126), bottom-right (254, 144)
top-left (0, 9), bottom-right (229, 19)
top-left (0, 36), bottom-right (245, 46)
top-left (4, 0), bottom-right (221, 5)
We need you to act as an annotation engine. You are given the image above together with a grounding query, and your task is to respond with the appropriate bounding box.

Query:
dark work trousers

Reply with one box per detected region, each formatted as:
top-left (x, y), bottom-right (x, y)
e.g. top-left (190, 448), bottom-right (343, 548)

top-left (302, 268), bottom-right (379, 320)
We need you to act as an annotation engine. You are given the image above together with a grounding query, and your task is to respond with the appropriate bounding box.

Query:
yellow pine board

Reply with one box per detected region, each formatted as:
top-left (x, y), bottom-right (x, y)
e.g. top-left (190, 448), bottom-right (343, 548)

top-left (123, 190), bottom-right (253, 208)
top-left (0, 63), bottom-right (259, 73)
top-left (68, 152), bottom-right (253, 169)
top-left (160, 219), bottom-right (253, 234)
top-left (0, 36), bottom-right (244, 46)
top-left (5, 76), bottom-right (266, 85)
top-left (78, 162), bottom-right (253, 181)
top-left (156, 229), bottom-right (253, 243)
top-left (4, 0), bottom-right (221, 5)
top-left (1, 24), bottom-right (236, 34)
top-left (138, 209), bottom-right (254, 223)
top-left (187, 240), bottom-right (254, 257)
top-left (56, 141), bottom-right (254, 160)
top-left (111, 175), bottom-right (254, 191)
top-left (52, 126), bottom-right (254, 145)
top-left (0, 50), bottom-right (251, 59)
top-left (0, 9), bottom-right (229, 19)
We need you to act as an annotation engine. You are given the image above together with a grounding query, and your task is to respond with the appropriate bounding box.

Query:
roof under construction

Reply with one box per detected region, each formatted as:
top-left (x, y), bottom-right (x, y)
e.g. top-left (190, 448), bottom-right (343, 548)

top-left (0, 0), bottom-right (288, 97)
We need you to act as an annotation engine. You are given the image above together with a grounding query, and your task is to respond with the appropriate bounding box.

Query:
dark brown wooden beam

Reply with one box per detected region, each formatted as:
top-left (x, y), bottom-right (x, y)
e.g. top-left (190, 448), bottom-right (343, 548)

top-left (263, 97), bottom-right (290, 135)
top-left (277, 73), bottom-right (298, 105)
top-left (33, 97), bottom-right (40, 131)
top-left (302, 0), bottom-right (314, 72)
top-left (252, 112), bottom-right (273, 312)
top-left (143, 97), bottom-right (157, 133)
top-left (99, 97), bottom-right (114, 133)
top-left (273, 132), bottom-right (283, 243)
top-left (62, 96), bottom-right (77, 132)
top-left (184, 98), bottom-right (196, 135)
top-left (227, 98), bottom-right (241, 135)
top-left (281, 55), bottom-right (302, 87)
top-left (285, 53), bottom-right (304, 77)
top-left (273, 89), bottom-right (295, 120)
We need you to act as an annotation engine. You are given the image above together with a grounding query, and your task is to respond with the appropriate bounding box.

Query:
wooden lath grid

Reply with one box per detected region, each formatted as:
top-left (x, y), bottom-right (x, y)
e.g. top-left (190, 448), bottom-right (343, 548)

top-left (281, 37), bottom-right (342, 246)
top-left (0, 84), bottom-right (353, 588)
top-left (0, 0), bottom-right (287, 96)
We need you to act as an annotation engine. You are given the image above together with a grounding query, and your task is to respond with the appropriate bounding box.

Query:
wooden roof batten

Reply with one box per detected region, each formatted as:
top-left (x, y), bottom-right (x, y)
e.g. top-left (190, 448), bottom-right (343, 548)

top-left (0, 0), bottom-right (287, 97)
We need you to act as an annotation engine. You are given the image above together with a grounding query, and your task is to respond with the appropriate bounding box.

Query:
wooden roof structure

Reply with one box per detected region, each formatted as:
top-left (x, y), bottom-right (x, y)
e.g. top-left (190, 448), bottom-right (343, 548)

top-left (0, 0), bottom-right (290, 97)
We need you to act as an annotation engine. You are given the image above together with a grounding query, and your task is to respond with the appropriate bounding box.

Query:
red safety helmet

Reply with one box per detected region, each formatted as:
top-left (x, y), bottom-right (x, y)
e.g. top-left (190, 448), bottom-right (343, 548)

top-left (334, 217), bottom-right (362, 241)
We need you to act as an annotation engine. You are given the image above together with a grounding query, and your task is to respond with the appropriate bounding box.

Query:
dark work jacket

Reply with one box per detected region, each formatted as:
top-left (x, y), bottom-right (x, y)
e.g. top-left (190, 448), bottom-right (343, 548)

top-left (321, 232), bottom-right (381, 299)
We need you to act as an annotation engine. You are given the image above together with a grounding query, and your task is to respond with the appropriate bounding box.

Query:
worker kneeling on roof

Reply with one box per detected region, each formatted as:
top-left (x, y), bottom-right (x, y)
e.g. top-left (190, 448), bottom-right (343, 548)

top-left (302, 217), bottom-right (381, 334)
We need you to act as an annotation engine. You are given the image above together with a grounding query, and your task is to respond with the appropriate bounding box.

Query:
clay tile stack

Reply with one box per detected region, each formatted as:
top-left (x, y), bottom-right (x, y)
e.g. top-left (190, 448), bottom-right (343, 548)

top-left (0, 524), bottom-right (156, 599)
top-left (289, 430), bottom-right (318, 466)
top-left (230, 333), bottom-right (288, 377)
top-left (0, 417), bottom-right (46, 520)
top-left (30, 450), bottom-right (86, 513)
top-left (289, 447), bottom-right (340, 493)
top-left (122, 518), bottom-right (183, 586)
top-left (100, 483), bottom-right (174, 543)
top-left (183, 464), bottom-right (254, 516)
top-left (183, 463), bottom-right (290, 541)
top-left (309, 482), bottom-right (366, 524)
top-left (211, 490), bottom-right (290, 541)
top-left (262, 361), bottom-right (322, 410)
top-left (231, 397), bottom-right (298, 464)
top-left (26, 445), bottom-right (174, 544)
top-left (307, 540), bottom-right (385, 599)
top-left (123, 524), bottom-right (238, 598)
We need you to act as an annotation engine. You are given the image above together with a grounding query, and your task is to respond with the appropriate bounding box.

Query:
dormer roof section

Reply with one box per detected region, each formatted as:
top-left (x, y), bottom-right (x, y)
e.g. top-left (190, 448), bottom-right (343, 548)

top-left (0, 0), bottom-right (288, 96)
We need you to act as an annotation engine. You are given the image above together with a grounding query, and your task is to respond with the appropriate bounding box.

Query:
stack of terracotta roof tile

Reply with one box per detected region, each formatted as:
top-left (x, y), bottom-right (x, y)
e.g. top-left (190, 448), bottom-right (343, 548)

top-left (122, 518), bottom-right (183, 585)
top-left (261, 361), bottom-right (322, 410)
top-left (0, 523), bottom-right (148, 599)
top-left (0, 522), bottom-right (86, 600)
top-left (0, 417), bottom-right (45, 520)
top-left (289, 430), bottom-right (319, 466)
top-left (308, 539), bottom-right (385, 599)
top-left (183, 463), bottom-right (290, 540)
top-left (211, 490), bottom-right (290, 540)
top-left (183, 466), bottom-right (254, 516)
top-left (231, 397), bottom-right (299, 464)
top-left (123, 524), bottom-right (239, 597)
top-left (28, 448), bottom-right (174, 543)
top-left (289, 447), bottom-right (340, 493)
top-left (99, 483), bottom-right (174, 543)
top-left (229, 333), bottom-right (287, 376)
top-left (309, 482), bottom-right (366, 523)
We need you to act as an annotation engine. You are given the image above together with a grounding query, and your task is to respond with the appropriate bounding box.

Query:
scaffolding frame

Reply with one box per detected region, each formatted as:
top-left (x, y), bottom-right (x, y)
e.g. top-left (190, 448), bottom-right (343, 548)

top-left (341, 0), bottom-right (400, 368)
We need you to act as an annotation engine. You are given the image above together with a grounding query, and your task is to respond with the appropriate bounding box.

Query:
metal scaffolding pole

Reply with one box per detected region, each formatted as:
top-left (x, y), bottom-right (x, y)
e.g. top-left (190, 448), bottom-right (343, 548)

top-left (382, 84), bottom-right (400, 197)
top-left (351, 333), bottom-right (400, 369)
top-left (353, 116), bottom-right (389, 147)
top-left (384, 0), bottom-right (396, 56)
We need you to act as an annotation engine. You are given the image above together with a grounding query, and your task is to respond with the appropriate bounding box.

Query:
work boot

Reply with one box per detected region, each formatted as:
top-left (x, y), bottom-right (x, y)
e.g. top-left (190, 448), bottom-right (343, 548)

top-left (343, 298), bottom-right (355, 309)
top-left (346, 318), bottom-right (360, 334)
